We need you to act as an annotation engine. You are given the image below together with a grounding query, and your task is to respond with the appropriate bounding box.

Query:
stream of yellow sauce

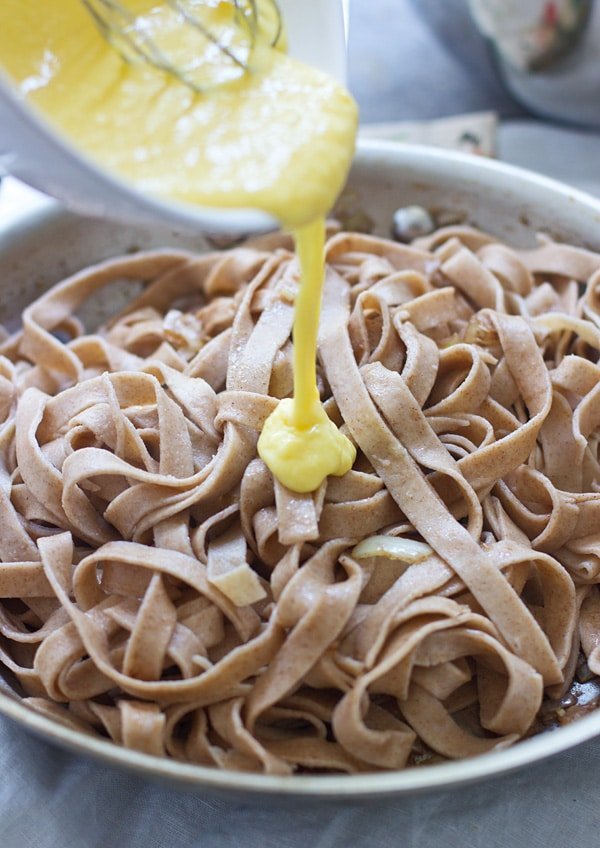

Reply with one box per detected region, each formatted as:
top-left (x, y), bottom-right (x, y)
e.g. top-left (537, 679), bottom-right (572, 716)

top-left (0, 0), bottom-right (358, 492)
top-left (258, 218), bottom-right (356, 492)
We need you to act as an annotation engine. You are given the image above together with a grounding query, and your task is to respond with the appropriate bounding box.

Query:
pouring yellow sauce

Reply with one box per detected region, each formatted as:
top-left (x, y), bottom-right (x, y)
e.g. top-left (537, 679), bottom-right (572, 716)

top-left (0, 0), bottom-right (357, 493)
top-left (258, 217), bottom-right (356, 492)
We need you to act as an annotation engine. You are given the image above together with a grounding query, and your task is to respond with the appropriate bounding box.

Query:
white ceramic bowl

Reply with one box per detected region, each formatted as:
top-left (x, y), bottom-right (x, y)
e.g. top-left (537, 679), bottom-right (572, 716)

top-left (0, 0), bottom-right (347, 235)
top-left (1, 140), bottom-right (600, 800)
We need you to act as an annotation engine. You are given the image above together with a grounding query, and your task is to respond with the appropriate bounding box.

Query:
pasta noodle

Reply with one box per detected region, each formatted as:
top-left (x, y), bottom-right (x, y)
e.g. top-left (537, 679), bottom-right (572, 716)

top-left (1, 223), bottom-right (600, 774)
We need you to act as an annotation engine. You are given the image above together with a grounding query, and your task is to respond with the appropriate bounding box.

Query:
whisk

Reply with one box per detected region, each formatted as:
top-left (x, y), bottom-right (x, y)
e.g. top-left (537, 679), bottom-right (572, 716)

top-left (81, 0), bottom-right (283, 91)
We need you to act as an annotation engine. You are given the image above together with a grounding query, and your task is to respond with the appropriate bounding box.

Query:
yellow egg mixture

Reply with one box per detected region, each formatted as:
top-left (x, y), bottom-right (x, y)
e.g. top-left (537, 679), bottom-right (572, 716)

top-left (0, 0), bottom-right (358, 492)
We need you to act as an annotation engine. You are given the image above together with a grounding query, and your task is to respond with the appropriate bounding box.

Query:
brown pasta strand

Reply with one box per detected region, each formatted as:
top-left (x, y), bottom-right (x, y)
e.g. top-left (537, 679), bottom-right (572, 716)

top-left (0, 228), bottom-right (599, 773)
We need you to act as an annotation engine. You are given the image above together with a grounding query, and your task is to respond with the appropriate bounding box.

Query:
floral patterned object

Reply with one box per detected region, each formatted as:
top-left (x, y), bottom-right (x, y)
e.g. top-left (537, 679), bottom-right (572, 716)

top-left (469, 0), bottom-right (592, 70)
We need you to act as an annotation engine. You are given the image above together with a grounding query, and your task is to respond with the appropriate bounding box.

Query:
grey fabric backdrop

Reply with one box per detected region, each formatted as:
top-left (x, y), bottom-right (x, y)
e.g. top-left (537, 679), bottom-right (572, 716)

top-left (348, 0), bottom-right (525, 122)
top-left (2, 715), bottom-right (600, 848)
top-left (2, 2), bottom-right (600, 846)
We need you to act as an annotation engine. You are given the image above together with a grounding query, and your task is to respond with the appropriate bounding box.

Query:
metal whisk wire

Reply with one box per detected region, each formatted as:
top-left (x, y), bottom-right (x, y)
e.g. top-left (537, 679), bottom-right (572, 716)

top-left (81, 0), bottom-right (282, 92)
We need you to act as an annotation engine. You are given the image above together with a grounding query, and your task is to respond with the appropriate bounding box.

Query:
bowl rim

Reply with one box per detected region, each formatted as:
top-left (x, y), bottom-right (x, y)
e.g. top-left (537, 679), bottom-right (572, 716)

top-left (2, 684), bottom-right (600, 797)
top-left (2, 139), bottom-right (600, 798)
top-left (351, 139), bottom-right (600, 231)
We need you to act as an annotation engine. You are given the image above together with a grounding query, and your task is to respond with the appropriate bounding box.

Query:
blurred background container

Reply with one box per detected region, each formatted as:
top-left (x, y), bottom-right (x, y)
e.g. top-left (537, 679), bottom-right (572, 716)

top-left (349, 0), bottom-right (600, 194)
top-left (350, 0), bottom-right (600, 126)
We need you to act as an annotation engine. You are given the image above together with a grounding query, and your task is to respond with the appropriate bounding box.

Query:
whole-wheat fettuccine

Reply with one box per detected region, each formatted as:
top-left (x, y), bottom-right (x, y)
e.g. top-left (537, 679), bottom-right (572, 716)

top-left (0, 225), bottom-right (599, 773)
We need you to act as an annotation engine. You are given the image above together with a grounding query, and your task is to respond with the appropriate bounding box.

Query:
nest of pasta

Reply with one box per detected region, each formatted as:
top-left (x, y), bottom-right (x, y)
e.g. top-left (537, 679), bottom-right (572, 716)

top-left (1, 223), bottom-right (600, 774)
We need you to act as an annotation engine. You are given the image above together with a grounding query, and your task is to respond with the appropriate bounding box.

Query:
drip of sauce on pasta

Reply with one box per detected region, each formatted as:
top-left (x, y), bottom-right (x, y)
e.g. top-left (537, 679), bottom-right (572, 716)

top-left (258, 219), bottom-right (356, 491)
top-left (0, 0), bottom-right (358, 492)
